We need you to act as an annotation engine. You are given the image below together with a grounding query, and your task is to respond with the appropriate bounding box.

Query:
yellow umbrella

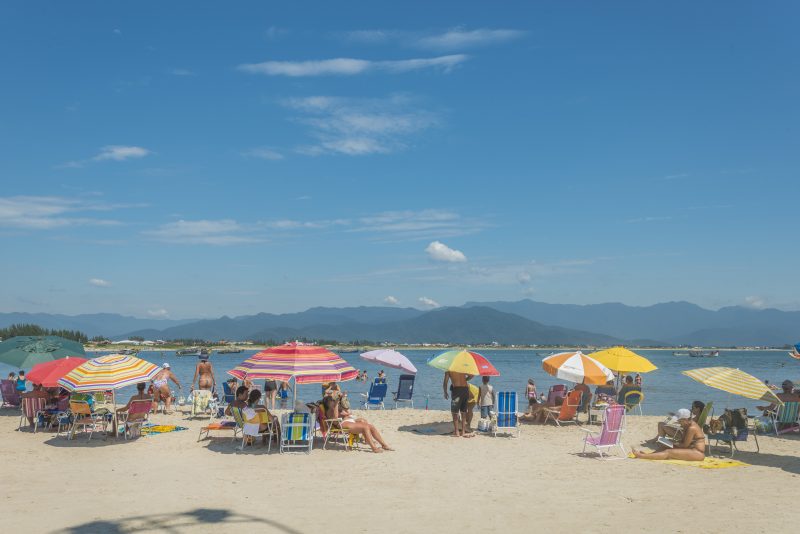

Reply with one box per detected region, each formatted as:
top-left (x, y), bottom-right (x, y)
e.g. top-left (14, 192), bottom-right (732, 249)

top-left (682, 367), bottom-right (783, 405)
top-left (588, 346), bottom-right (657, 373)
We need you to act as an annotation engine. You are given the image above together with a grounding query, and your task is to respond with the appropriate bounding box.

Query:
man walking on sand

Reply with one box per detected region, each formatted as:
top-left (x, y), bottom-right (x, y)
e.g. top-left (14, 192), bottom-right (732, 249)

top-left (443, 371), bottom-right (474, 438)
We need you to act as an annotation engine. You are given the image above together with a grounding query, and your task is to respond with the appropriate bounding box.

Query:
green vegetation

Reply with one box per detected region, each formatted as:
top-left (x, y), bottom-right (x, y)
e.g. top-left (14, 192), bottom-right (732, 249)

top-left (0, 323), bottom-right (88, 344)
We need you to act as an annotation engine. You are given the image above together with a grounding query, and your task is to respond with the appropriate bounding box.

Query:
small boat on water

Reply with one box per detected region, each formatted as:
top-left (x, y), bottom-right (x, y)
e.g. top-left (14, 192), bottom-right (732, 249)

top-left (176, 347), bottom-right (211, 356)
top-left (118, 348), bottom-right (138, 355)
top-left (673, 350), bottom-right (719, 358)
top-left (215, 347), bottom-right (243, 354)
top-left (788, 343), bottom-right (800, 360)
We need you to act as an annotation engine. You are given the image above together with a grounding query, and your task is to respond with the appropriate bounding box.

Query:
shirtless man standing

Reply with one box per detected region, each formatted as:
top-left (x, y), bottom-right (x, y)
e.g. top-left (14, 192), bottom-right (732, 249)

top-left (193, 354), bottom-right (215, 391)
top-left (443, 371), bottom-right (474, 438)
top-left (152, 363), bottom-right (182, 414)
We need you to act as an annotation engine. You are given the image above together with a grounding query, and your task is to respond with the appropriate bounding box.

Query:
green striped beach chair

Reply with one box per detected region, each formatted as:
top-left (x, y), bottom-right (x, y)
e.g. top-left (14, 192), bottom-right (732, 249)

top-left (280, 412), bottom-right (315, 454)
top-left (770, 401), bottom-right (800, 436)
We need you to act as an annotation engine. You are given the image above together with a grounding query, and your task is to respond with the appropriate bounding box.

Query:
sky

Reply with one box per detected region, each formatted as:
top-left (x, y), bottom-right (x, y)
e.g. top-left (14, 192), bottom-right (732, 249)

top-left (1, 1), bottom-right (799, 319)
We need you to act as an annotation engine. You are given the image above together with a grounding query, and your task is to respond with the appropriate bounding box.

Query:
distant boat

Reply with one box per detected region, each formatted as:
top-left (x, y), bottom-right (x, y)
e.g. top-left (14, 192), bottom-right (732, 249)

top-left (338, 348), bottom-right (361, 354)
top-left (673, 350), bottom-right (719, 358)
top-left (118, 348), bottom-right (138, 355)
top-left (789, 343), bottom-right (800, 360)
top-left (176, 347), bottom-right (211, 356)
top-left (215, 347), bottom-right (243, 354)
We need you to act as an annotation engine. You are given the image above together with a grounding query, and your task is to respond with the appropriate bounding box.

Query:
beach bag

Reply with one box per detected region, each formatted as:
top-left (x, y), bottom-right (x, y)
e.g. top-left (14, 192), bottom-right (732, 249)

top-left (477, 418), bottom-right (489, 432)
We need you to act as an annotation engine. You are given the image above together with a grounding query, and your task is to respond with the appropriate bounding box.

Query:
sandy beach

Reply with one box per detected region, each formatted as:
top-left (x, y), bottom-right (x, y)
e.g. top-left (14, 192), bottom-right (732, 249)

top-left (1, 406), bottom-right (798, 533)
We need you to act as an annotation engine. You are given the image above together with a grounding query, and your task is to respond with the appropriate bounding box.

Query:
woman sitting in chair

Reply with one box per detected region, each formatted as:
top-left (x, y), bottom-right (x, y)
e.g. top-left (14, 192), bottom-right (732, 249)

top-left (243, 389), bottom-right (279, 440)
top-left (321, 396), bottom-right (393, 453)
top-left (115, 383), bottom-right (152, 431)
top-left (632, 409), bottom-right (705, 461)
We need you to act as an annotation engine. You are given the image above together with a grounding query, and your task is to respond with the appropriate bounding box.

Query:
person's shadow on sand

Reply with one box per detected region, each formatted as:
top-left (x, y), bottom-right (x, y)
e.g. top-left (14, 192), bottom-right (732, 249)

top-left (397, 421), bottom-right (455, 436)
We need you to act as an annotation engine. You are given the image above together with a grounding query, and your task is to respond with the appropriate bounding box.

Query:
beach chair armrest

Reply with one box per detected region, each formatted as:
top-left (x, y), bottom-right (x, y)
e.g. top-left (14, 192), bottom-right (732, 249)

top-left (579, 427), bottom-right (599, 435)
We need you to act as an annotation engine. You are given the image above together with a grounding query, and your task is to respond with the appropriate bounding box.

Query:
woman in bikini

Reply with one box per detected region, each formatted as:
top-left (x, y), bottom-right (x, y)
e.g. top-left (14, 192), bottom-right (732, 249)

top-left (192, 355), bottom-right (215, 391)
top-left (632, 413), bottom-right (706, 461)
top-left (322, 396), bottom-right (393, 453)
top-left (151, 363), bottom-right (182, 414)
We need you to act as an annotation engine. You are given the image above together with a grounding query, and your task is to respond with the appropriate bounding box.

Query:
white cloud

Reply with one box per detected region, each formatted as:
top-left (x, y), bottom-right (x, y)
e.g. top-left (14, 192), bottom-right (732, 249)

top-left (0, 196), bottom-right (124, 229)
top-left (354, 209), bottom-right (485, 241)
top-left (147, 308), bottom-right (169, 318)
top-left (744, 296), bottom-right (767, 309)
top-left (113, 29), bottom-right (121, 35)
top-left (93, 145), bottom-right (150, 162)
top-left (418, 296), bottom-right (440, 309)
top-left (237, 54), bottom-right (467, 77)
top-left (144, 219), bottom-right (263, 245)
top-left (517, 271), bottom-right (532, 285)
top-left (283, 95), bottom-right (439, 156)
top-left (170, 68), bottom-right (195, 76)
top-left (415, 28), bottom-right (526, 50)
top-left (89, 278), bottom-right (111, 288)
top-left (344, 30), bottom-right (397, 43)
top-left (626, 216), bottom-right (673, 224)
top-left (383, 296), bottom-right (399, 305)
top-left (243, 147), bottom-right (284, 160)
top-left (425, 241), bottom-right (467, 263)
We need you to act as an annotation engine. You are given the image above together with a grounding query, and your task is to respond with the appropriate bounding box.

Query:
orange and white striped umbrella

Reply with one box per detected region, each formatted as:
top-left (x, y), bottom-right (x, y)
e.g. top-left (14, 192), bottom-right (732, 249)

top-left (542, 351), bottom-right (614, 385)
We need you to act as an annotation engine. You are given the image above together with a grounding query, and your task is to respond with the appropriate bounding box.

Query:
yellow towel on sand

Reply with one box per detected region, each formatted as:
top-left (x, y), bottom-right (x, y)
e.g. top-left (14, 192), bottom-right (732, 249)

top-left (629, 454), bottom-right (748, 469)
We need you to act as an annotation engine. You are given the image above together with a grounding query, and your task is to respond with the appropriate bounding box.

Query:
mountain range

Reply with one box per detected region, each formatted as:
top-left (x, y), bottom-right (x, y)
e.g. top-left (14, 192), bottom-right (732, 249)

top-left (1, 300), bottom-right (797, 346)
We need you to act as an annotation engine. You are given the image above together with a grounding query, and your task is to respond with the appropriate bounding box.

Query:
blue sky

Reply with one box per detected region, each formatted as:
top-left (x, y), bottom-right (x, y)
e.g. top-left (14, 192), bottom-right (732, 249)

top-left (1, 1), bottom-right (798, 319)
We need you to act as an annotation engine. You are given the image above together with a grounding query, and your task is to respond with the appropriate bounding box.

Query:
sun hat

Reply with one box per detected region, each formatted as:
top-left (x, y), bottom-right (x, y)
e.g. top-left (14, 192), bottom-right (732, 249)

top-left (669, 408), bottom-right (692, 423)
top-left (162, 362), bottom-right (170, 369)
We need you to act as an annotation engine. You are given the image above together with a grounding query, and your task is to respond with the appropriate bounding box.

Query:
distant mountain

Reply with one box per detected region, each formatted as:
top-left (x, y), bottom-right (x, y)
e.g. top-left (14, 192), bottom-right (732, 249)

top-left (126, 306), bottom-right (622, 345)
top-left (463, 299), bottom-right (800, 346)
top-left (0, 312), bottom-right (196, 338)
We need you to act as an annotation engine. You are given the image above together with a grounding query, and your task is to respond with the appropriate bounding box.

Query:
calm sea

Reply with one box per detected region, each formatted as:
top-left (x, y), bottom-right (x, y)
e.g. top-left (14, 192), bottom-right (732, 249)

top-left (4, 349), bottom-right (796, 416)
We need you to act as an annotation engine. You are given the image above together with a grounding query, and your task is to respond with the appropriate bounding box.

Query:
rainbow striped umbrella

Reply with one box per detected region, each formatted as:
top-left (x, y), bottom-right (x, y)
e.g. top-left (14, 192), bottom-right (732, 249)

top-left (427, 350), bottom-right (499, 376)
top-left (542, 351), bottom-right (614, 385)
top-left (682, 367), bottom-right (783, 405)
top-left (228, 342), bottom-right (357, 384)
top-left (58, 354), bottom-right (161, 392)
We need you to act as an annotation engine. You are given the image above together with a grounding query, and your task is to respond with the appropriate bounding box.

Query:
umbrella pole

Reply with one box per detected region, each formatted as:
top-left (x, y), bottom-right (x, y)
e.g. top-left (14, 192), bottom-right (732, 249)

top-left (112, 390), bottom-right (117, 439)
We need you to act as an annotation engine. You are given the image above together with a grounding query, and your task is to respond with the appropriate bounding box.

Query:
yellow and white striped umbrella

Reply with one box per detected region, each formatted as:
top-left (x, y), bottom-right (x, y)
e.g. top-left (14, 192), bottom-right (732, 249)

top-left (682, 367), bottom-right (783, 405)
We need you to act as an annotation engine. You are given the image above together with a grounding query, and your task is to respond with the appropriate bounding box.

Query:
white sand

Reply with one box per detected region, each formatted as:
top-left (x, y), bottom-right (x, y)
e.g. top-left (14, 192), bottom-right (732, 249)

top-left (1, 407), bottom-right (798, 533)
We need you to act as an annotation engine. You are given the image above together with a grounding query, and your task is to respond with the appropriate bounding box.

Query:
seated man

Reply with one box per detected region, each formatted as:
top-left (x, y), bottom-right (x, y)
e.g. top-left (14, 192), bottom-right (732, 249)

top-left (633, 410), bottom-right (705, 461)
top-left (573, 382), bottom-right (591, 412)
top-left (757, 380), bottom-right (799, 415)
top-left (594, 380), bottom-right (616, 403)
top-left (617, 375), bottom-right (642, 405)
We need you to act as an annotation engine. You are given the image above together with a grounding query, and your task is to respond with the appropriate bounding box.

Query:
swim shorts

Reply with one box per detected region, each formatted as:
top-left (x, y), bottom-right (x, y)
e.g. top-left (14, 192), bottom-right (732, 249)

top-left (451, 386), bottom-right (469, 414)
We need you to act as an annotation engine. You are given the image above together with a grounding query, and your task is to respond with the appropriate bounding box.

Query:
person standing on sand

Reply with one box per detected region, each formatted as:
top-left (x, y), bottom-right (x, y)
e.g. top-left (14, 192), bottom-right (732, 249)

top-left (443, 371), bottom-right (474, 437)
top-left (192, 354), bottom-right (215, 391)
top-left (151, 363), bottom-right (182, 414)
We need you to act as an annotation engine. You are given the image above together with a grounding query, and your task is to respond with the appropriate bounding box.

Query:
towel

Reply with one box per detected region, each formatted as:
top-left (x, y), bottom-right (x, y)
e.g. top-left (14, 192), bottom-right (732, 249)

top-left (629, 454), bottom-right (748, 469)
top-left (191, 390), bottom-right (212, 416)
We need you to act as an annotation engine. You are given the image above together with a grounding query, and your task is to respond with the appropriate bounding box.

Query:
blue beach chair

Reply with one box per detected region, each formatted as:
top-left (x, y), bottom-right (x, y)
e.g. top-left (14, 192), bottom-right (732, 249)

top-left (360, 381), bottom-right (388, 410)
top-left (392, 374), bottom-right (415, 409)
top-left (493, 391), bottom-right (520, 437)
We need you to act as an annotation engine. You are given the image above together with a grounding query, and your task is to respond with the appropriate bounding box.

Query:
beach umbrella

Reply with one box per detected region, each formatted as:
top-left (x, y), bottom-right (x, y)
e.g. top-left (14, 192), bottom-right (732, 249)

top-left (27, 356), bottom-right (87, 387)
top-left (427, 349), bottom-right (500, 376)
top-left (228, 342), bottom-right (357, 403)
top-left (682, 367), bottom-right (783, 405)
top-left (541, 351), bottom-right (614, 385)
top-left (0, 335), bottom-right (85, 369)
top-left (58, 354), bottom-right (161, 392)
top-left (588, 346), bottom-right (658, 374)
top-left (360, 349), bottom-right (418, 374)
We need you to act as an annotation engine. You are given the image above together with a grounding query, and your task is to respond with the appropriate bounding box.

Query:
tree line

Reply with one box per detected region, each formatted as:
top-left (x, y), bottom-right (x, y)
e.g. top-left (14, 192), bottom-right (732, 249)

top-left (0, 323), bottom-right (88, 344)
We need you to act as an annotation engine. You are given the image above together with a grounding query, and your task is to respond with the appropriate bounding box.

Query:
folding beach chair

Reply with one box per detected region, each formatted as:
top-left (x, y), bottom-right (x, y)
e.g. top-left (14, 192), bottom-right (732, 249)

top-left (546, 384), bottom-right (567, 406)
top-left (392, 374), bottom-right (415, 409)
top-left (544, 390), bottom-right (582, 426)
top-left (0, 380), bottom-right (21, 408)
top-left (19, 397), bottom-right (47, 432)
top-left (118, 399), bottom-right (153, 440)
top-left (322, 417), bottom-right (360, 451)
top-left (580, 404), bottom-right (627, 459)
top-left (67, 400), bottom-right (107, 440)
top-left (708, 409), bottom-right (759, 458)
top-left (623, 390), bottom-right (644, 416)
top-left (189, 389), bottom-right (214, 419)
top-left (493, 391), bottom-right (520, 437)
top-left (770, 401), bottom-right (800, 436)
top-left (360, 381), bottom-right (388, 410)
top-left (660, 401), bottom-right (714, 447)
top-left (198, 420), bottom-right (240, 442)
top-left (280, 412), bottom-right (315, 454)
top-left (236, 407), bottom-right (276, 453)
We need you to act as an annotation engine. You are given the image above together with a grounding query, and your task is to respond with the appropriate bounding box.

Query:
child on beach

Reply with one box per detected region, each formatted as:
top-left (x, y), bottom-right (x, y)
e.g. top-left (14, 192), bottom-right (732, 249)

top-left (525, 378), bottom-right (538, 412)
top-left (479, 376), bottom-right (495, 419)
top-left (15, 371), bottom-right (26, 393)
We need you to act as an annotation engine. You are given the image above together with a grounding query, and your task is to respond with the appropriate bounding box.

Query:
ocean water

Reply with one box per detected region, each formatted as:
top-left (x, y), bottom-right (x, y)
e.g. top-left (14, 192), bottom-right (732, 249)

top-left (3, 349), bottom-right (796, 416)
